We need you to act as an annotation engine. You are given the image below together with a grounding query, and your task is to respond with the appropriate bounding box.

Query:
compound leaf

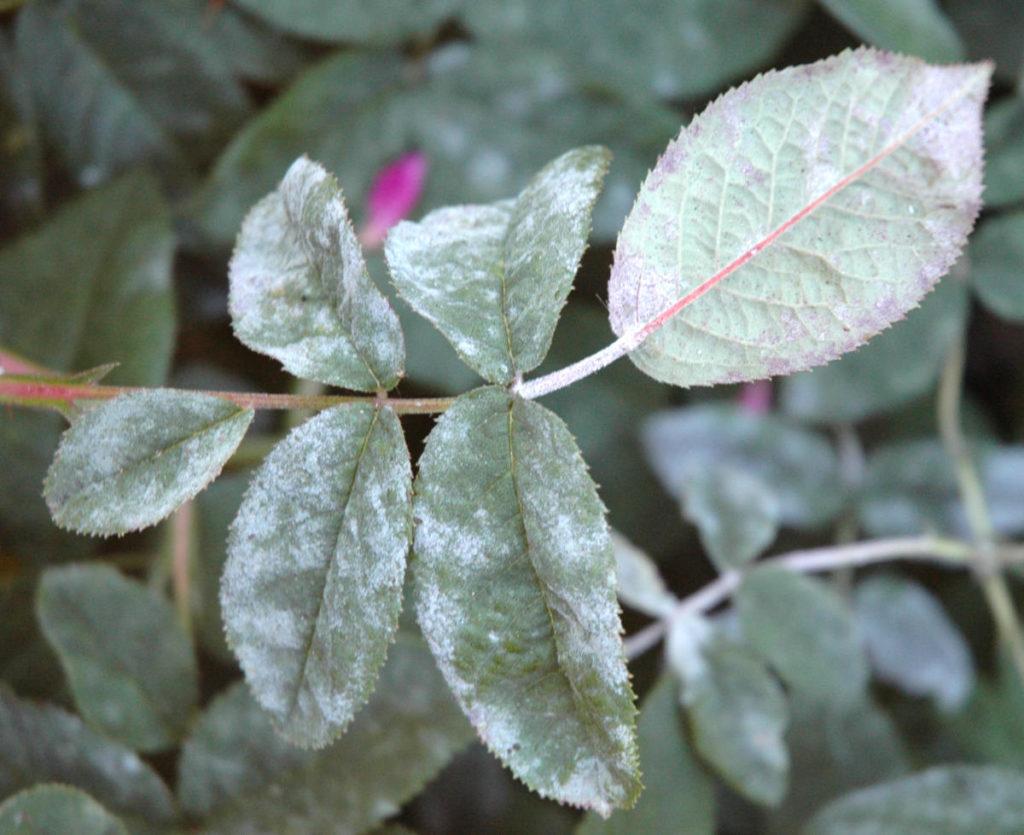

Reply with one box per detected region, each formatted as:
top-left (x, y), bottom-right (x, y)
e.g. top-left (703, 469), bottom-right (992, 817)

top-left (0, 785), bottom-right (127, 835)
top-left (413, 386), bottom-right (640, 815)
top-left (608, 49), bottom-right (989, 388)
top-left (222, 404), bottom-right (412, 748)
top-left (37, 564), bottom-right (198, 752)
top-left (386, 146), bottom-right (609, 384)
top-left (805, 765), bottom-right (1024, 834)
top-left (197, 639), bottom-right (473, 834)
top-left (44, 391), bottom-right (253, 536)
top-left (736, 566), bottom-right (868, 705)
top-left (229, 156), bottom-right (404, 391)
top-left (0, 689), bottom-right (175, 826)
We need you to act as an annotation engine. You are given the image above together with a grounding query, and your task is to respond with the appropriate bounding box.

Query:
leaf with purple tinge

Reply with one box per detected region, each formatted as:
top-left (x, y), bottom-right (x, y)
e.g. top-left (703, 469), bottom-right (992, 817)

top-left (608, 49), bottom-right (990, 389)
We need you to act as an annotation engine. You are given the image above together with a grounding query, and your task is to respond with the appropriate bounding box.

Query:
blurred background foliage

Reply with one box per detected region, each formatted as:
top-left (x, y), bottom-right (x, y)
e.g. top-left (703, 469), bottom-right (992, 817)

top-left (3, 1), bottom-right (1024, 832)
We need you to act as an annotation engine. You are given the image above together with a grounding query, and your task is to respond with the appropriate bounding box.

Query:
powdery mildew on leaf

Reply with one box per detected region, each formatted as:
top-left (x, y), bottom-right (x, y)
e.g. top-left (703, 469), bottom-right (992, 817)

top-left (229, 156), bottom-right (404, 391)
top-left (0, 689), bottom-right (176, 825)
top-left (37, 564), bottom-right (199, 752)
top-left (609, 48), bottom-right (991, 387)
top-left (413, 386), bottom-right (640, 816)
top-left (386, 146), bottom-right (610, 384)
top-left (43, 390), bottom-right (253, 536)
top-left (221, 403), bottom-right (412, 748)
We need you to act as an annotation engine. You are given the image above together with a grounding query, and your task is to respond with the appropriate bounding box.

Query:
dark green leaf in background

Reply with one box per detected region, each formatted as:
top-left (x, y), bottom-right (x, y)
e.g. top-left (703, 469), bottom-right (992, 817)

top-left (0, 785), bottom-right (128, 835)
top-left (44, 391), bottom-right (253, 536)
top-left (982, 96), bottom-right (1024, 210)
top-left (0, 169), bottom-right (175, 386)
top-left (36, 564), bottom-right (198, 752)
top-left (971, 212), bottom-right (1024, 322)
top-left (463, 0), bottom-right (809, 100)
top-left (413, 387), bottom-right (640, 815)
top-left (222, 404), bottom-right (412, 748)
top-left (682, 466), bottom-right (780, 573)
top-left (643, 405), bottom-right (843, 530)
top-left (197, 639), bottom-right (473, 834)
top-left (15, 0), bottom-right (250, 184)
top-left (386, 146), bottom-right (609, 384)
top-left (947, 0), bottom-right (1024, 82)
top-left (736, 566), bottom-right (868, 706)
top-left (817, 0), bottom-right (964, 62)
top-left (853, 574), bottom-right (974, 712)
top-left (805, 765), bottom-right (1024, 834)
top-left (577, 676), bottom-right (715, 835)
top-left (0, 689), bottom-right (175, 826)
top-left (0, 33), bottom-right (43, 231)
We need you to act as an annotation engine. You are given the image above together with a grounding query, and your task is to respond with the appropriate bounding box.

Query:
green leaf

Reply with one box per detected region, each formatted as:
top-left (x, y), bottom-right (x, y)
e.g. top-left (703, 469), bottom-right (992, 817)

top-left (766, 695), bottom-right (908, 834)
top-left (0, 169), bottom-right (175, 387)
top-left (642, 404), bottom-right (843, 529)
top-left (947, 0), bottom-right (1024, 82)
top-left (971, 212), bottom-right (1024, 321)
top-left (386, 146), bottom-right (609, 384)
top-left (202, 3), bottom-right (315, 85)
top-left (234, 0), bottom-right (459, 43)
top-left (177, 682), bottom-right (311, 818)
top-left (857, 440), bottom-right (1024, 538)
top-left (983, 98), bottom-right (1024, 210)
top-left (611, 531), bottom-right (677, 619)
top-left (44, 391), bottom-right (253, 536)
top-left (805, 765), bottom-right (1024, 834)
top-left (736, 566), bottom-right (868, 705)
top-left (0, 576), bottom-right (64, 700)
top-left (780, 274), bottom-right (968, 423)
top-left (413, 386), bottom-right (640, 815)
top-left (0, 785), bottom-right (128, 835)
top-left (817, 0), bottom-right (964, 62)
top-left (853, 575), bottom-right (974, 712)
top-left (192, 472), bottom-right (248, 662)
top-left (608, 50), bottom-right (989, 388)
top-left (222, 404), bottom-right (412, 748)
top-left (229, 156), bottom-right (404, 391)
top-left (577, 676), bottom-right (715, 835)
top-left (953, 662), bottom-right (1024, 770)
top-left (0, 33), bottom-right (43, 230)
top-left (669, 620), bottom-right (789, 806)
top-left (37, 564), bottom-right (198, 751)
top-left (0, 689), bottom-right (175, 825)
top-left (14, 0), bottom-right (249, 183)
top-left (463, 0), bottom-right (809, 99)
top-left (192, 45), bottom-right (676, 245)
top-left (682, 466), bottom-right (780, 572)
top-left (198, 639), bottom-right (473, 834)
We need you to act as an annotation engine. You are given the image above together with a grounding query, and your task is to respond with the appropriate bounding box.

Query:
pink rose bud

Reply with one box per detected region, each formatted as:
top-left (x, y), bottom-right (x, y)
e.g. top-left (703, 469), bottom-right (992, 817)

top-left (359, 151), bottom-right (428, 250)
top-left (738, 380), bottom-right (772, 414)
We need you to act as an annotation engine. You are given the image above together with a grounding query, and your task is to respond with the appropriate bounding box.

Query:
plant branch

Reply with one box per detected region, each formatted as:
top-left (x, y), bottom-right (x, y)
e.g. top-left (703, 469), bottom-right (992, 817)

top-left (623, 535), bottom-right (987, 659)
top-left (937, 337), bottom-right (1024, 684)
top-left (0, 376), bottom-right (453, 415)
top-left (170, 502), bottom-right (194, 637)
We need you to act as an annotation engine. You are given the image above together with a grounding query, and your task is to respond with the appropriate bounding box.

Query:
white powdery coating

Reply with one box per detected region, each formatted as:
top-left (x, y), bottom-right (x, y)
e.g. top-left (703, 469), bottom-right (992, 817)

top-left (413, 387), bottom-right (639, 816)
top-left (43, 391), bottom-right (253, 536)
top-left (221, 403), bottom-right (412, 749)
top-left (608, 47), bottom-right (991, 388)
top-left (386, 146), bottom-right (610, 384)
top-left (229, 156), bottom-right (404, 392)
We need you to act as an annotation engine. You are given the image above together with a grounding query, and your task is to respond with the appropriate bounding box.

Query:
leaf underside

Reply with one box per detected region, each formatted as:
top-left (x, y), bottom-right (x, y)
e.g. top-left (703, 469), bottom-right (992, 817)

top-left (413, 386), bottom-right (640, 816)
top-left (44, 390), bottom-right (253, 536)
top-left (229, 155), bottom-right (404, 391)
top-left (609, 48), bottom-right (990, 387)
top-left (222, 403), bottom-right (412, 748)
